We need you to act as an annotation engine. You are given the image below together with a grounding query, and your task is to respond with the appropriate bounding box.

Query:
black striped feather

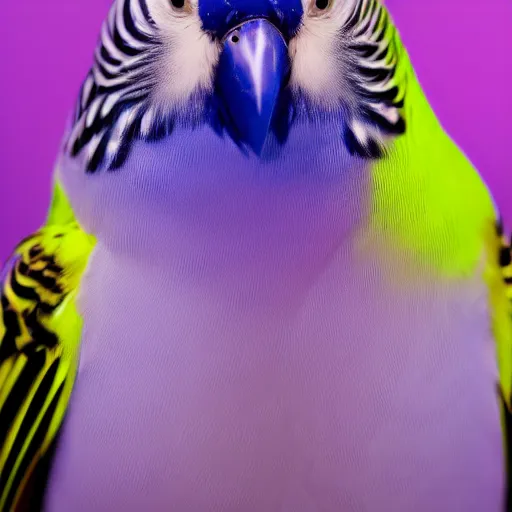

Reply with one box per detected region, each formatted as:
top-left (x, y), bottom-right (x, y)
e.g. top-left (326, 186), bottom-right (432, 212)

top-left (497, 220), bottom-right (512, 298)
top-left (0, 224), bottom-right (93, 510)
top-left (502, 384), bottom-right (512, 512)
top-left (341, 0), bottom-right (407, 159)
top-left (67, 0), bottom-right (161, 174)
top-left (494, 219), bottom-right (512, 510)
top-left (0, 348), bottom-right (66, 511)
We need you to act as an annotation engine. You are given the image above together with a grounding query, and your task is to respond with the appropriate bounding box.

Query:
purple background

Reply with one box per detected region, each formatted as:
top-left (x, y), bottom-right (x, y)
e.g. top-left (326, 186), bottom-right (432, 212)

top-left (0, 0), bottom-right (511, 261)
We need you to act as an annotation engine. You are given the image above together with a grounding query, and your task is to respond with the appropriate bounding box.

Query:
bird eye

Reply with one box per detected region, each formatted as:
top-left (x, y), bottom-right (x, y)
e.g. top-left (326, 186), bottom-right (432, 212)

top-left (310, 0), bottom-right (332, 15)
top-left (169, 0), bottom-right (189, 11)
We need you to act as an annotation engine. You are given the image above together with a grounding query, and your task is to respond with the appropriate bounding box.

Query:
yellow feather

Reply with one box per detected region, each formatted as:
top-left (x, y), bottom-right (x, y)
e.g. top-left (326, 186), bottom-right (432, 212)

top-left (0, 181), bottom-right (95, 510)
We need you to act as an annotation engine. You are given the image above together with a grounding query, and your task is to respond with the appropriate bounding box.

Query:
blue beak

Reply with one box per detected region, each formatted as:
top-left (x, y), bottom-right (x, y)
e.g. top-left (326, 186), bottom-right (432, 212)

top-left (215, 19), bottom-right (289, 155)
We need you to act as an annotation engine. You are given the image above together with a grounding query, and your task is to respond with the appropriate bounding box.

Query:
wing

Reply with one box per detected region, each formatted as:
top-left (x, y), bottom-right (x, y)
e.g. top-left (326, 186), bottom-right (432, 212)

top-left (489, 219), bottom-right (512, 509)
top-left (0, 218), bottom-right (94, 511)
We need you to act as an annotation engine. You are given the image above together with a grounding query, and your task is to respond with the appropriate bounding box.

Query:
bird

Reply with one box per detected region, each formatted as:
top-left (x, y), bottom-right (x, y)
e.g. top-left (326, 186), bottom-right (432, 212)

top-left (0, 0), bottom-right (511, 510)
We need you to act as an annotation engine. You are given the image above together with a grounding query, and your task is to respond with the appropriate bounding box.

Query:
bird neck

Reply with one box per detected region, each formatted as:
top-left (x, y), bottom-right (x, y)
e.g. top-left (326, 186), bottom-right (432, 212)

top-left (57, 121), bottom-right (373, 293)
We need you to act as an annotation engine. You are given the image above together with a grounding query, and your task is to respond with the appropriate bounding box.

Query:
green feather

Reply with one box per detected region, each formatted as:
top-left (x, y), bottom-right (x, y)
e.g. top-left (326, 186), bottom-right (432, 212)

top-left (0, 181), bottom-right (94, 510)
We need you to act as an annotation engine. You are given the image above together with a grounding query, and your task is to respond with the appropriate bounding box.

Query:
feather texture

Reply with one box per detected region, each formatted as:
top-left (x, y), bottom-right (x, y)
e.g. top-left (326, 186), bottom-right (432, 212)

top-left (0, 190), bottom-right (94, 511)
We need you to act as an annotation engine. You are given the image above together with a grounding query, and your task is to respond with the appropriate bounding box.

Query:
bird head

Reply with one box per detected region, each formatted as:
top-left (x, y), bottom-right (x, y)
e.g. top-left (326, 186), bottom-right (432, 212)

top-left (68, 0), bottom-right (407, 172)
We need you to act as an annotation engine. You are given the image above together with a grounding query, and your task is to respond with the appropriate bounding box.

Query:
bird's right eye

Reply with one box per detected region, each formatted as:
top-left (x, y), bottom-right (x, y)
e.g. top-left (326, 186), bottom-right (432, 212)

top-left (169, 0), bottom-right (189, 11)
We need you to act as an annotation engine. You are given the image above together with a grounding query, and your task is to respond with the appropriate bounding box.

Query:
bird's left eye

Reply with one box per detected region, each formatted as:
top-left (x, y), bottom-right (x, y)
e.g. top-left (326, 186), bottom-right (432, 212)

top-left (309, 0), bottom-right (332, 15)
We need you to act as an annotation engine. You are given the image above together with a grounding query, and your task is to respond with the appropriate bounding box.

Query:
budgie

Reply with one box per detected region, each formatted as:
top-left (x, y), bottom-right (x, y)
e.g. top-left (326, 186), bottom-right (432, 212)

top-left (1, 0), bottom-right (511, 510)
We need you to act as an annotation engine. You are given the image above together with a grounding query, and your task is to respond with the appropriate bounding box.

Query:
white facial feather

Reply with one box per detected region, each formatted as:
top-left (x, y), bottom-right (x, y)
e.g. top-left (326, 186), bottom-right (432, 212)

top-left (147, 0), bottom-right (220, 107)
top-left (289, 0), bottom-right (360, 109)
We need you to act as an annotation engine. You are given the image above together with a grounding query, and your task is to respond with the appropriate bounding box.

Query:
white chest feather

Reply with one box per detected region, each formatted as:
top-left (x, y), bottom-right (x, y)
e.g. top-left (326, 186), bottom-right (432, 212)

top-left (47, 123), bottom-right (504, 511)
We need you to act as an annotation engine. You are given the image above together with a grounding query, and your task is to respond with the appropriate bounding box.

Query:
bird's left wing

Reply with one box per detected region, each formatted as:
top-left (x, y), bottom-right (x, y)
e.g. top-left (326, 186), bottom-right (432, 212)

top-left (489, 218), bottom-right (512, 509)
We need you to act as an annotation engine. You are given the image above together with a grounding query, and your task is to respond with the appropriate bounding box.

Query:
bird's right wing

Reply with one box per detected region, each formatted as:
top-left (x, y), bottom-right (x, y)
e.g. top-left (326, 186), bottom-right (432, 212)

top-left (0, 188), bottom-right (94, 510)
